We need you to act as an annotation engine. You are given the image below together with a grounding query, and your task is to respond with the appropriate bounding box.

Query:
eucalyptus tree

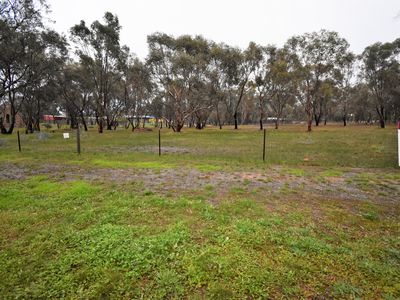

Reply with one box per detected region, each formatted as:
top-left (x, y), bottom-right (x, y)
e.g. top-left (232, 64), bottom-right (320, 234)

top-left (285, 30), bottom-right (351, 131)
top-left (221, 42), bottom-right (263, 129)
top-left (207, 43), bottom-right (234, 129)
top-left (147, 33), bottom-right (211, 132)
top-left (253, 45), bottom-right (275, 130)
top-left (70, 12), bottom-right (128, 133)
top-left (191, 78), bottom-right (212, 129)
top-left (59, 63), bottom-right (94, 131)
top-left (351, 83), bottom-right (374, 123)
top-left (122, 58), bottom-right (153, 131)
top-left (268, 48), bottom-right (297, 129)
top-left (253, 45), bottom-right (297, 129)
top-left (360, 39), bottom-right (400, 128)
top-left (333, 52), bottom-right (356, 126)
top-left (0, 0), bottom-right (52, 134)
top-left (20, 30), bottom-right (68, 133)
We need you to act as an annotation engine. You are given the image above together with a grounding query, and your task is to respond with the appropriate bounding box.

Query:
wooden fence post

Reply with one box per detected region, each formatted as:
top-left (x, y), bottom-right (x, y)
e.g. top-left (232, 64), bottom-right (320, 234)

top-left (158, 129), bottom-right (161, 156)
top-left (17, 131), bottom-right (21, 152)
top-left (263, 129), bottom-right (266, 162)
top-left (77, 126), bottom-right (81, 155)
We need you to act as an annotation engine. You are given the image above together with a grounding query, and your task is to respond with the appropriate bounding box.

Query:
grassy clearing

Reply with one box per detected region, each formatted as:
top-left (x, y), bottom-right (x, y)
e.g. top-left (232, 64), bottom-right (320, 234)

top-left (0, 177), bottom-right (399, 299)
top-left (0, 124), bottom-right (399, 298)
top-left (0, 124), bottom-right (398, 170)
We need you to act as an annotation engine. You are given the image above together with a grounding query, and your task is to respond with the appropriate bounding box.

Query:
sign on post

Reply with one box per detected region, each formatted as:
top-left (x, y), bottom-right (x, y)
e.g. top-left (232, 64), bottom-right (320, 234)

top-left (63, 133), bottom-right (70, 139)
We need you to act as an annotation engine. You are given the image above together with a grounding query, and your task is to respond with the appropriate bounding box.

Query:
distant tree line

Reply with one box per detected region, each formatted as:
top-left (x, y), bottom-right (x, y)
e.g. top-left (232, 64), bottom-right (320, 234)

top-left (1, 0), bottom-right (399, 134)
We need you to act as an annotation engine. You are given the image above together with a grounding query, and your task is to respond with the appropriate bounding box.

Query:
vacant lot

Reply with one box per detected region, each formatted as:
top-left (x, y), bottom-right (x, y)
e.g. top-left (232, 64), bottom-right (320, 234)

top-left (0, 124), bottom-right (399, 299)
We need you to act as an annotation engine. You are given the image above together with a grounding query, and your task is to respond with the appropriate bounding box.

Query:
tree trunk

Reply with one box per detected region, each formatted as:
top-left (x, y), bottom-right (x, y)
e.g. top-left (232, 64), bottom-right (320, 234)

top-left (343, 116), bottom-right (347, 127)
top-left (314, 113), bottom-right (321, 126)
top-left (305, 91), bottom-right (312, 132)
top-left (34, 119), bottom-right (40, 132)
top-left (216, 102), bottom-right (222, 130)
top-left (234, 112), bottom-right (238, 129)
top-left (175, 123), bottom-right (183, 132)
top-left (80, 113), bottom-right (88, 131)
top-left (26, 121), bottom-right (34, 134)
top-left (376, 105), bottom-right (385, 128)
top-left (98, 119), bottom-right (103, 133)
top-left (379, 118), bottom-right (385, 128)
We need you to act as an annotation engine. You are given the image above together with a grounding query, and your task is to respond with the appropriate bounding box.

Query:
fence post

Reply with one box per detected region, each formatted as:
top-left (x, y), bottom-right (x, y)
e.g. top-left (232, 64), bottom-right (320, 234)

top-left (158, 129), bottom-right (161, 156)
top-left (17, 130), bottom-right (21, 152)
top-left (263, 128), bottom-right (266, 162)
top-left (77, 125), bottom-right (81, 155)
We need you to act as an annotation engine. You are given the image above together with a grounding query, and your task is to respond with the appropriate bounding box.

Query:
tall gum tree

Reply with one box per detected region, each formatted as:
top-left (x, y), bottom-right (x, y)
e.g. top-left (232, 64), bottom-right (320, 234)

top-left (253, 45), bottom-right (276, 130)
top-left (269, 48), bottom-right (297, 129)
top-left (333, 52), bottom-right (355, 126)
top-left (223, 42), bottom-right (262, 129)
top-left (285, 30), bottom-right (350, 131)
top-left (147, 33), bottom-right (211, 132)
top-left (70, 12), bottom-right (128, 133)
top-left (0, 0), bottom-right (53, 134)
top-left (361, 39), bottom-right (400, 128)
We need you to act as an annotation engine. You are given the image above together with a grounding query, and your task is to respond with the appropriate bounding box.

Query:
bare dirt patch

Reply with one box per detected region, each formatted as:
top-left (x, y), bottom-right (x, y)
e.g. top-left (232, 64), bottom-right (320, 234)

top-left (0, 162), bottom-right (398, 204)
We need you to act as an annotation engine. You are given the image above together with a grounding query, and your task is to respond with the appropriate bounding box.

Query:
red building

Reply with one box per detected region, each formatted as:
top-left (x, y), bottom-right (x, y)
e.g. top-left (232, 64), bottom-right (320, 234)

top-left (43, 114), bottom-right (67, 122)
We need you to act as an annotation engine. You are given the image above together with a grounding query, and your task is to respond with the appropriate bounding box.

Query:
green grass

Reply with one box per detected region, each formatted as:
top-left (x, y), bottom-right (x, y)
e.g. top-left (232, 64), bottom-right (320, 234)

top-left (0, 124), bottom-right (398, 170)
top-left (0, 124), bottom-right (399, 298)
top-left (0, 178), bottom-right (399, 298)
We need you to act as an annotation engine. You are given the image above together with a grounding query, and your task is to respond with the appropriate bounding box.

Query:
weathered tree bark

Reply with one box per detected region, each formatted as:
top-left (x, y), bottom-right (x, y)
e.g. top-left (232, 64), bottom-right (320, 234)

top-left (275, 118), bottom-right (279, 130)
top-left (98, 120), bottom-right (103, 133)
top-left (314, 113), bottom-right (321, 126)
top-left (175, 123), bottom-right (183, 132)
top-left (376, 105), bottom-right (385, 128)
top-left (80, 111), bottom-right (88, 131)
top-left (258, 94), bottom-right (265, 130)
top-left (305, 94), bottom-right (312, 132)
top-left (233, 81), bottom-right (247, 130)
top-left (106, 117), bottom-right (113, 130)
top-left (259, 102), bottom-right (264, 130)
top-left (234, 112), bottom-right (238, 129)
top-left (216, 101), bottom-right (222, 130)
top-left (70, 115), bottom-right (78, 129)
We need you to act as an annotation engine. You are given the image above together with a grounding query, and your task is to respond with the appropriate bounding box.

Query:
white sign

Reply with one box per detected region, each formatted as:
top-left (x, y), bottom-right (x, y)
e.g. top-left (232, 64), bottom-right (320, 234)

top-left (63, 133), bottom-right (70, 139)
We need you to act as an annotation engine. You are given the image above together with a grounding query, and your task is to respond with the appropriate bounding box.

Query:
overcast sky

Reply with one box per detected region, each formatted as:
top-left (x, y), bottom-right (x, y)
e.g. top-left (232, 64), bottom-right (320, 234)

top-left (47, 0), bottom-right (399, 58)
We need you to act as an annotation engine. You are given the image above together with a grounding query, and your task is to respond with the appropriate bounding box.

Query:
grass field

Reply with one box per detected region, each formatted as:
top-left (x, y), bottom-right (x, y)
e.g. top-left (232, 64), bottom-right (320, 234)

top-left (0, 124), bottom-right (399, 299)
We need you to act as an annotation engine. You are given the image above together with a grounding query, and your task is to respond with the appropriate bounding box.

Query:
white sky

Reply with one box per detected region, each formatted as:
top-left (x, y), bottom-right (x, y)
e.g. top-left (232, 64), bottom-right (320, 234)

top-left (47, 0), bottom-right (400, 59)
